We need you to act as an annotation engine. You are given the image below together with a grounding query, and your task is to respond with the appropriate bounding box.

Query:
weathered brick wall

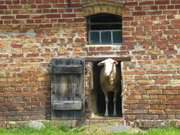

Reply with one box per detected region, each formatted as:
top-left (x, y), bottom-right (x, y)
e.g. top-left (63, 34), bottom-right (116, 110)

top-left (0, 0), bottom-right (179, 128)
top-left (0, 0), bottom-right (87, 127)
top-left (122, 0), bottom-right (180, 128)
top-left (0, 0), bottom-right (84, 30)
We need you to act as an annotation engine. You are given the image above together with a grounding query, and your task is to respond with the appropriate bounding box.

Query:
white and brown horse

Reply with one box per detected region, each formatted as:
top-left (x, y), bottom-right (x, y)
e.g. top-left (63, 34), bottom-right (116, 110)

top-left (98, 58), bottom-right (120, 116)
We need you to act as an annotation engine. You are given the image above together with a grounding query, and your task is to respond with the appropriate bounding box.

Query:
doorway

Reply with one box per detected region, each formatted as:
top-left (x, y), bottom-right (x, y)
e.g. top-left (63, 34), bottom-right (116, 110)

top-left (92, 61), bottom-right (122, 117)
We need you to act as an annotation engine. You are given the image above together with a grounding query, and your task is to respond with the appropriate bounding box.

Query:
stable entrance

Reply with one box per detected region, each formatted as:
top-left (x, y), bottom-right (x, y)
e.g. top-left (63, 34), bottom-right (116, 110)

top-left (91, 60), bottom-right (122, 117)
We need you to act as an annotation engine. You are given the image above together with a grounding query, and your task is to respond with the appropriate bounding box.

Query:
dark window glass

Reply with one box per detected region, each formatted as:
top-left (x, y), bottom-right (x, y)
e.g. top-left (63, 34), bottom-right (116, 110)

top-left (113, 31), bottom-right (122, 44)
top-left (90, 14), bottom-right (121, 23)
top-left (101, 31), bottom-right (111, 44)
top-left (91, 24), bottom-right (121, 30)
top-left (90, 32), bottom-right (100, 44)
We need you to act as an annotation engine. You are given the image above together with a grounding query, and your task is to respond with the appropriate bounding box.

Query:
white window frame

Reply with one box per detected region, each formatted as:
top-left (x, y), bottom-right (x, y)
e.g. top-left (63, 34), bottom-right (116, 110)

top-left (89, 30), bottom-right (122, 45)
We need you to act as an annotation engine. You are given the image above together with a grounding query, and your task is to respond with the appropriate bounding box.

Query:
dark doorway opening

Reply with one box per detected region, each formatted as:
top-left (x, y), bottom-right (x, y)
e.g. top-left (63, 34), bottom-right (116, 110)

top-left (93, 61), bottom-right (122, 117)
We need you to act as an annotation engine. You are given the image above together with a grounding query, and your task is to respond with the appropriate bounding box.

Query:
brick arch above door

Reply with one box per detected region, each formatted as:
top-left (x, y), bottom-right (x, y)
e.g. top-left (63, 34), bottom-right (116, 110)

top-left (81, 1), bottom-right (124, 17)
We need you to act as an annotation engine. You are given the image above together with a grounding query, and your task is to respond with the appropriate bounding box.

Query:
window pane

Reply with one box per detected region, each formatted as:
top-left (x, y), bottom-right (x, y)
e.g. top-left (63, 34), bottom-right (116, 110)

top-left (113, 31), bottom-right (122, 44)
top-left (88, 14), bottom-right (122, 45)
top-left (90, 32), bottom-right (100, 44)
top-left (101, 31), bottom-right (111, 44)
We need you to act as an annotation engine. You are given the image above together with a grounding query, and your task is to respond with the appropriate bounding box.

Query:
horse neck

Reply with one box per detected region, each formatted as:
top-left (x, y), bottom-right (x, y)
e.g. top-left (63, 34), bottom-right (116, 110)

top-left (111, 64), bottom-right (116, 78)
top-left (104, 64), bottom-right (116, 82)
top-left (113, 64), bottom-right (117, 72)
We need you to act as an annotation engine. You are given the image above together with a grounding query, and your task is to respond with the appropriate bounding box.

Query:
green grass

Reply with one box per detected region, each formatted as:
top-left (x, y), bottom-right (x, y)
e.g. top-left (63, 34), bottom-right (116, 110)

top-left (115, 128), bottom-right (180, 135)
top-left (0, 124), bottom-right (83, 135)
top-left (0, 124), bottom-right (179, 135)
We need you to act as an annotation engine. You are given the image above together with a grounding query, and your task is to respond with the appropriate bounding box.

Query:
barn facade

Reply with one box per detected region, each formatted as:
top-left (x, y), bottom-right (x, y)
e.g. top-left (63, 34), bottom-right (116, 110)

top-left (0, 0), bottom-right (180, 128)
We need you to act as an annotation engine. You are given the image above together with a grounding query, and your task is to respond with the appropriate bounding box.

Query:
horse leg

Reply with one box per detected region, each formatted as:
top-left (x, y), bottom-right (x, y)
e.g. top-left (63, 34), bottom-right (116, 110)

top-left (113, 91), bottom-right (117, 116)
top-left (104, 92), bottom-right (109, 116)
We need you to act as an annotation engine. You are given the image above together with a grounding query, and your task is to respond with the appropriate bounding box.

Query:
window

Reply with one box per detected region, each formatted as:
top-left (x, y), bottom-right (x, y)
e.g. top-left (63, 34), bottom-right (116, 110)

top-left (87, 14), bottom-right (122, 45)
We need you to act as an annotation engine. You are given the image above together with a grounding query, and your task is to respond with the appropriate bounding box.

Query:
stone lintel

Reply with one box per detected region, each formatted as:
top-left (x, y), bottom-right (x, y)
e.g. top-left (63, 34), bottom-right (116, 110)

top-left (85, 56), bottom-right (131, 62)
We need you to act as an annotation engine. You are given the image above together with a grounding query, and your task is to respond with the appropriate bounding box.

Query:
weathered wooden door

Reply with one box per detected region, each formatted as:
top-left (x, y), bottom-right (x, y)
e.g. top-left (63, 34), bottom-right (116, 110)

top-left (50, 58), bottom-right (85, 120)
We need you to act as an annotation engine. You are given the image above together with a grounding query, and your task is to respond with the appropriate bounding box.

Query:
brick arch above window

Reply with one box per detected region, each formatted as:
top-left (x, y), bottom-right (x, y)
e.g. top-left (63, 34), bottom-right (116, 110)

top-left (81, 1), bottom-right (124, 17)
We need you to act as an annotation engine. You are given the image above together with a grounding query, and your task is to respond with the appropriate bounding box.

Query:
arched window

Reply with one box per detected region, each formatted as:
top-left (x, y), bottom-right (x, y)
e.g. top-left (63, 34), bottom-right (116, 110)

top-left (87, 14), bottom-right (122, 45)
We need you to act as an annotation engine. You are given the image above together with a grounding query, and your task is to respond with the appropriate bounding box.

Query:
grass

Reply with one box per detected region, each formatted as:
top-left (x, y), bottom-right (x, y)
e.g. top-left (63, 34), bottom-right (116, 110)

top-left (115, 128), bottom-right (180, 135)
top-left (0, 123), bottom-right (179, 135)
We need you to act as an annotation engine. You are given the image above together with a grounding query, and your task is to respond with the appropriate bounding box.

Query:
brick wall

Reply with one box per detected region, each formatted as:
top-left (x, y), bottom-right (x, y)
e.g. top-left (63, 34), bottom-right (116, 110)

top-left (0, 0), bottom-right (179, 128)
top-left (0, 0), bottom-right (86, 127)
top-left (0, 0), bottom-right (84, 30)
top-left (122, 0), bottom-right (180, 128)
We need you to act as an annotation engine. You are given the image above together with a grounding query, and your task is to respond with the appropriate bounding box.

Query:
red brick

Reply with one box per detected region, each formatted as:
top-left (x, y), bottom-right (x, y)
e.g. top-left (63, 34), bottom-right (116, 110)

top-left (38, 4), bottom-right (51, 8)
top-left (46, 14), bottom-right (61, 18)
top-left (5, 0), bottom-right (12, 4)
top-left (11, 43), bottom-right (22, 48)
top-left (146, 11), bottom-right (162, 15)
top-left (16, 15), bottom-right (30, 19)
top-left (70, 3), bottom-right (81, 7)
top-left (167, 5), bottom-right (175, 9)
top-left (0, 5), bottom-right (7, 9)
top-left (9, 5), bottom-right (22, 9)
top-left (62, 14), bottom-right (76, 18)
top-left (155, 0), bottom-right (170, 4)
top-left (172, 0), bottom-right (180, 4)
top-left (125, 2), bottom-right (138, 6)
top-left (53, 4), bottom-right (67, 8)
top-left (175, 5), bottom-right (180, 9)
top-left (1, 16), bottom-right (15, 20)
top-left (133, 11), bottom-right (146, 16)
top-left (12, 0), bottom-right (20, 4)
top-left (139, 1), bottom-right (154, 5)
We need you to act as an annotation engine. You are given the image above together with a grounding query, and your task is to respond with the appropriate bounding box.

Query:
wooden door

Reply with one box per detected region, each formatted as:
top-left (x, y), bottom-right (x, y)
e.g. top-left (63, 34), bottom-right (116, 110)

top-left (50, 58), bottom-right (85, 120)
